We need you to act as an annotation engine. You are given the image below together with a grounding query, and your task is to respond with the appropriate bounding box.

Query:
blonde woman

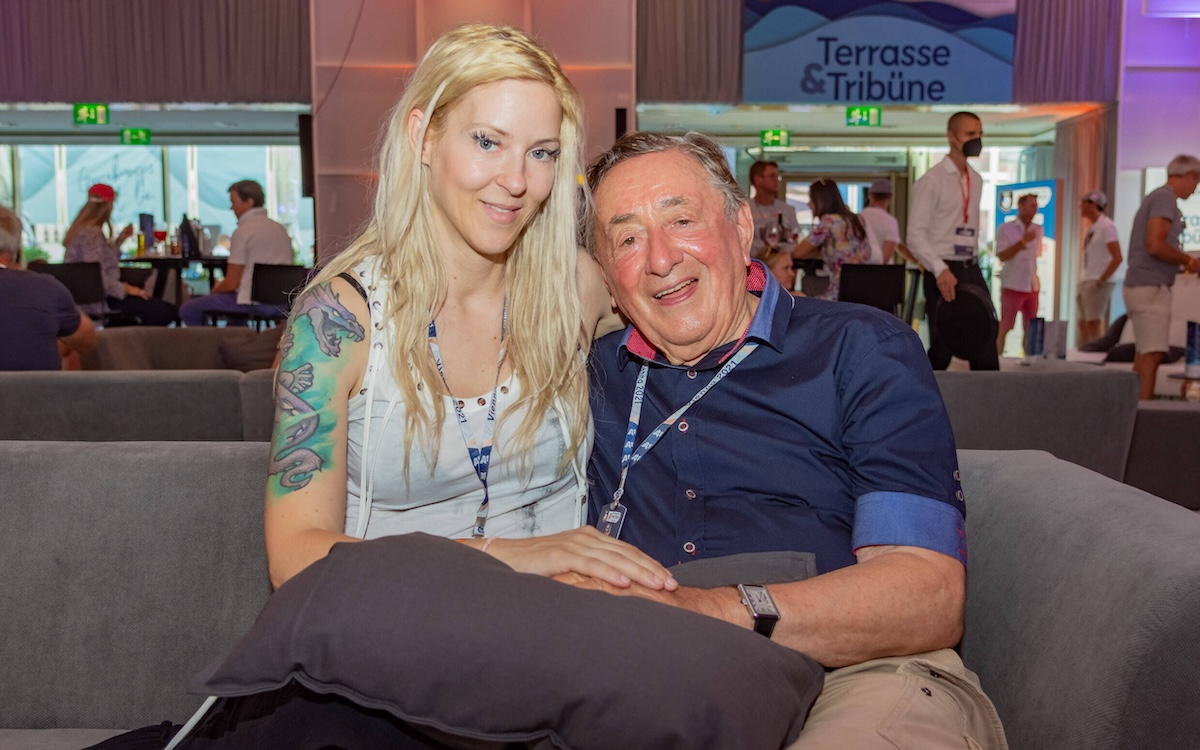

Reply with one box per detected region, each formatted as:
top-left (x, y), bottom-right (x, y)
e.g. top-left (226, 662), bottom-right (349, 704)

top-left (63, 183), bottom-right (177, 325)
top-left (263, 25), bottom-right (673, 594)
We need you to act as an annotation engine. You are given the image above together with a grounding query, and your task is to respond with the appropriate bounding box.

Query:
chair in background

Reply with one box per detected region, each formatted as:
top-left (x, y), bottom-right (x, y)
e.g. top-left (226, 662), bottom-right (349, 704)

top-left (838, 264), bottom-right (921, 323)
top-left (204, 264), bottom-right (312, 331)
top-left (29, 262), bottom-right (137, 327)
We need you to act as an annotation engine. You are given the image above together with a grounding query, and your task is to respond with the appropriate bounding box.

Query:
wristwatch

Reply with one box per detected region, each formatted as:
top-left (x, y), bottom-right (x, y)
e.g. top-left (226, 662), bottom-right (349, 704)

top-left (736, 584), bottom-right (780, 639)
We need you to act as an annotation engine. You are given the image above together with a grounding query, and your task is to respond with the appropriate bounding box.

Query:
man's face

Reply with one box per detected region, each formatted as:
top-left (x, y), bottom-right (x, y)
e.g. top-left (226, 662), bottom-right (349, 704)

top-left (592, 149), bottom-right (755, 365)
top-left (1017, 196), bottom-right (1038, 224)
top-left (948, 117), bottom-right (982, 155)
top-left (1080, 200), bottom-right (1099, 221)
top-left (752, 165), bottom-right (780, 199)
top-left (1179, 171), bottom-right (1200, 200)
top-left (229, 191), bottom-right (254, 218)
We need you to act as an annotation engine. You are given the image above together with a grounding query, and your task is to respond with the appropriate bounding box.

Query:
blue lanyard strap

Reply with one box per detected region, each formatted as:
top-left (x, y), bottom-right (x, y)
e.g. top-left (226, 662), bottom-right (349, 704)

top-left (428, 300), bottom-right (507, 538)
top-left (611, 341), bottom-right (759, 508)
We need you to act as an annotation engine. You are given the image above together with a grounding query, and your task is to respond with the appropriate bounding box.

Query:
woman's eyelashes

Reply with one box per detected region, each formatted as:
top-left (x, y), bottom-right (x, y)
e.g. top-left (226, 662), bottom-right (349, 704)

top-left (470, 131), bottom-right (560, 161)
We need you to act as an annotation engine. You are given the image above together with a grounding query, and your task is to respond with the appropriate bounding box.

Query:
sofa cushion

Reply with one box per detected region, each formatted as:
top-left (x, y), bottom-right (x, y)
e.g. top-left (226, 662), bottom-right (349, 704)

top-left (1103, 342), bottom-right (1184, 363)
top-left (90, 327), bottom-right (263, 370)
top-left (934, 366), bottom-right (1139, 479)
top-left (0, 371), bottom-right (244, 441)
top-left (219, 327), bottom-right (284, 372)
top-left (197, 533), bottom-right (824, 750)
top-left (959, 449), bottom-right (1200, 750)
top-left (239, 369), bottom-right (277, 442)
top-left (0, 441), bottom-right (271, 730)
top-left (1123, 401), bottom-right (1200, 510)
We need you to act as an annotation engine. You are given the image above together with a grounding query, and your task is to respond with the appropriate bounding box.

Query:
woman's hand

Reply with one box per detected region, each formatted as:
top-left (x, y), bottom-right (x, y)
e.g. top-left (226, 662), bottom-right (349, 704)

top-left (124, 282), bottom-right (148, 299)
top-left (479, 526), bottom-right (678, 591)
top-left (115, 224), bottom-right (135, 245)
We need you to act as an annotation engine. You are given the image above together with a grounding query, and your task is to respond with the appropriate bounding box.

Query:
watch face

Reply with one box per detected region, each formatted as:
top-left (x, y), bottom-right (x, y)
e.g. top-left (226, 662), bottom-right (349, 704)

top-left (742, 585), bottom-right (780, 617)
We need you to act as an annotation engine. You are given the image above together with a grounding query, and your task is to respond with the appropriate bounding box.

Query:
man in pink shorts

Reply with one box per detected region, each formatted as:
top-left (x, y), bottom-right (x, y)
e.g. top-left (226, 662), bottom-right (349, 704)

top-left (994, 194), bottom-right (1043, 355)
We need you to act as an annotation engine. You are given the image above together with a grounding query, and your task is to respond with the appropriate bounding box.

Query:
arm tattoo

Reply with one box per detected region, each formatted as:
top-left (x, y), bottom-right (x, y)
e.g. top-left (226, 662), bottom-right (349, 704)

top-left (268, 284), bottom-right (366, 493)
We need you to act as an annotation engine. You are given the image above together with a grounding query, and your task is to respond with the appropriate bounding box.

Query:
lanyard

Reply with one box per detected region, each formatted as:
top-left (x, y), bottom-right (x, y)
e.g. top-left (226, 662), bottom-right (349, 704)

top-left (960, 169), bottom-right (971, 225)
top-left (608, 341), bottom-right (759, 510)
top-left (428, 300), bottom-right (507, 538)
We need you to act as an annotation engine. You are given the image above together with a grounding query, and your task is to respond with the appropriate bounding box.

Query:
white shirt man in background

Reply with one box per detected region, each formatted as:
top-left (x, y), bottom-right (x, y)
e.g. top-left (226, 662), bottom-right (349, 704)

top-left (859, 178), bottom-right (901, 265)
top-left (1076, 191), bottom-right (1122, 345)
top-left (994, 194), bottom-right (1043, 355)
top-left (748, 160), bottom-right (800, 258)
top-left (180, 179), bottom-right (294, 326)
top-left (907, 111), bottom-right (999, 370)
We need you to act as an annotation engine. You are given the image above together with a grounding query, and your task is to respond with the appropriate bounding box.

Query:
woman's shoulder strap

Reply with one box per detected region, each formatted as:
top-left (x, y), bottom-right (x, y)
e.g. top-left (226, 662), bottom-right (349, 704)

top-left (336, 272), bottom-right (369, 304)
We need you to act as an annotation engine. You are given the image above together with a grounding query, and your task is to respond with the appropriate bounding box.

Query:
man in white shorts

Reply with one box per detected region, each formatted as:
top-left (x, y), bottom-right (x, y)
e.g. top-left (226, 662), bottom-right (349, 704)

top-left (1122, 155), bottom-right (1200, 400)
top-left (1076, 191), bottom-right (1122, 346)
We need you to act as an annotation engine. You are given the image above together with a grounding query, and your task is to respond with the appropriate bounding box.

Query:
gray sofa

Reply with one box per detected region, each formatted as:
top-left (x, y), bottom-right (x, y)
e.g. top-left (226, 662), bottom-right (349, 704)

top-left (1123, 400), bottom-right (1200, 510)
top-left (934, 363), bottom-right (1140, 480)
top-left (0, 370), bottom-right (275, 442)
top-left (81, 326), bottom-right (281, 372)
top-left (3, 442), bottom-right (1200, 749)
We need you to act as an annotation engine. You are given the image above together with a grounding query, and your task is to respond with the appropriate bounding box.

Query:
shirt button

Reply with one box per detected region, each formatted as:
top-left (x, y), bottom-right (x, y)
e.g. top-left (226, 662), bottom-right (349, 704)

top-left (953, 470), bottom-right (961, 482)
top-left (955, 490), bottom-right (964, 501)
top-left (685, 488), bottom-right (696, 499)
top-left (678, 419), bottom-right (689, 433)
top-left (687, 369), bottom-right (697, 379)
top-left (683, 541), bottom-right (697, 555)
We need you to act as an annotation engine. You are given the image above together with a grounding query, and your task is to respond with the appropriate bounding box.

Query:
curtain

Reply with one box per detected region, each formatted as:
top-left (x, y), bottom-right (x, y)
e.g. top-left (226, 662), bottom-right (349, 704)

top-left (0, 0), bottom-right (309, 103)
top-left (1052, 105), bottom-right (1119, 327)
top-left (1012, 0), bottom-right (1121, 103)
top-left (638, 0), bottom-right (742, 103)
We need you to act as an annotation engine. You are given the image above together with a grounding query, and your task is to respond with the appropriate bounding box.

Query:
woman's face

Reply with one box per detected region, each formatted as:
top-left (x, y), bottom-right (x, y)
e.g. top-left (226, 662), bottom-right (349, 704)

top-left (769, 252), bottom-right (796, 291)
top-left (419, 78), bottom-right (563, 262)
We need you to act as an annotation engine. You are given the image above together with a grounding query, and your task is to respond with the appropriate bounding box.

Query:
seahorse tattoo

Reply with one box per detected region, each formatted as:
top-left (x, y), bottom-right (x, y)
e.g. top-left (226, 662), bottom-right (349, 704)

top-left (268, 285), bottom-right (366, 491)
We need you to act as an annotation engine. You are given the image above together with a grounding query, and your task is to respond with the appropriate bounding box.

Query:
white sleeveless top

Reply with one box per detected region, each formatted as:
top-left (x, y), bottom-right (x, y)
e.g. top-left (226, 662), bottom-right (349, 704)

top-left (343, 261), bottom-right (591, 540)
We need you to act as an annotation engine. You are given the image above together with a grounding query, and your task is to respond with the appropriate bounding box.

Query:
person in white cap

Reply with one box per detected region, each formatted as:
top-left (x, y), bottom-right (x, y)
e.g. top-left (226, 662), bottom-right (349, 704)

top-left (859, 178), bottom-right (900, 265)
top-left (1076, 191), bottom-right (1122, 346)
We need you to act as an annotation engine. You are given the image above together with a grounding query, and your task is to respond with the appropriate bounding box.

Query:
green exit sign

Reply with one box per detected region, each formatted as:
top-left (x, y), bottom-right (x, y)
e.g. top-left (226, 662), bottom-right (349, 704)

top-left (73, 103), bottom-right (110, 126)
top-left (846, 106), bottom-right (882, 127)
top-left (120, 128), bottom-right (152, 145)
top-left (760, 129), bottom-right (791, 147)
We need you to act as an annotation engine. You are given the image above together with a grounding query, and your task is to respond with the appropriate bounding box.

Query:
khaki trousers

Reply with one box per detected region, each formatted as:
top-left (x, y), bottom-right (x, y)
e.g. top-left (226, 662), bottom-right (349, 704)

top-left (787, 648), bottom-right (1008, 750)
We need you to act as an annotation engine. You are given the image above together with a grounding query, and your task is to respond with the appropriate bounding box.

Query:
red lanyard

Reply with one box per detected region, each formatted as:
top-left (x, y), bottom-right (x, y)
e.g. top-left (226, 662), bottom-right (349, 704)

top-left (960, 170), bottom-right (971, 225)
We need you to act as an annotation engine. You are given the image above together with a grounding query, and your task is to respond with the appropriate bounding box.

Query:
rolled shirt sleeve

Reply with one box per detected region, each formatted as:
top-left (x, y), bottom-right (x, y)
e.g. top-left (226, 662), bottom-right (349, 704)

top-left (836, 323), bottom-right (967, 564)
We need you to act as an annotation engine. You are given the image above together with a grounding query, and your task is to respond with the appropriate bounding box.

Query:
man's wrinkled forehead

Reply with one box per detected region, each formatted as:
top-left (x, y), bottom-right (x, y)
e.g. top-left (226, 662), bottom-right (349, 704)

top-left (605, 195), bottom-right (690, 229)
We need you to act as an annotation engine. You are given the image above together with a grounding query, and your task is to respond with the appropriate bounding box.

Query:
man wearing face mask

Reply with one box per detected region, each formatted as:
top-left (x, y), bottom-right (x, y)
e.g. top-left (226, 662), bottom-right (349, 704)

top-left (907, 111), bottom-right (999, 370)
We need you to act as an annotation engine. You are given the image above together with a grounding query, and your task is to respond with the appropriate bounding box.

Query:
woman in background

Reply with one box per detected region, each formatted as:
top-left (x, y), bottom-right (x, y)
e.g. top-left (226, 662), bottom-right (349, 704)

top-left (63, 183), bottom-right (177, 325)
top-left (791, 178), bottom-right (871, 301)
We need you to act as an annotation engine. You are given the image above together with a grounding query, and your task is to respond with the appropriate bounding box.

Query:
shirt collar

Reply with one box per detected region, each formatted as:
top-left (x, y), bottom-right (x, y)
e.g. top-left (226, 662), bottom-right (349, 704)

top-left (617, 259), bottom-right (790, 370)
top-left (238, 207), bottom-right (267, 225)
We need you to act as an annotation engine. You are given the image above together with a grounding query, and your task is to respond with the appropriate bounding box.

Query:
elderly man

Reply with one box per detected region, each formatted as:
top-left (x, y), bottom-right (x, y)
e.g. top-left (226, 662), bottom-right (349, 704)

top-left (580, 131), bottom-right (1006, 749)
top-left (0, 206), bottom-right (95, 370)
top-left (1122, 154), bottom-right (1200, 400)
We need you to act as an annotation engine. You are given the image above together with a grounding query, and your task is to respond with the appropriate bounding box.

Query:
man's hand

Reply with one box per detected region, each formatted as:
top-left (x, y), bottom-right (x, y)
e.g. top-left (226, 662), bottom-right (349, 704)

top-left (124, 282), bottom-right (148, 299)
top-left (484, 527), bottom-right (678, 592)
top-left (936, 268), bottom-right (958, 302)
top-left (553, 572), bottom-right (736, 621)
top-left (1021, 226), bottom-right (1038, 245)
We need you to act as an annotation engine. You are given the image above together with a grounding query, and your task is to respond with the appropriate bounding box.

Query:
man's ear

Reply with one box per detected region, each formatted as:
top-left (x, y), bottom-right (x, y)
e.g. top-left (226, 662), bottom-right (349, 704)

top-left (734, 202), bottom-right (755, 265)
top-left (407, 109), bottom-right (432, 166)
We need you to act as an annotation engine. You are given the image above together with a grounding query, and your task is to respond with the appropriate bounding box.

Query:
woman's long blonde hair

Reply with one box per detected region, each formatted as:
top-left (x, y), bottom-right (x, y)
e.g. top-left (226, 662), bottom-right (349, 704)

top-left (308, 23), bottom-right (589, 473)
top-left (63, 198), bottom-right (114, 248)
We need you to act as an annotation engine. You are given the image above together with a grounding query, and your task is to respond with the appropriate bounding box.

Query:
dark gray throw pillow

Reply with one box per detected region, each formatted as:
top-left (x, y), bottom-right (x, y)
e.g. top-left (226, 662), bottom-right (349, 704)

top-left (196, 533), bottom-right (823, 750)
top-left (670, 550), bottom-right (817, 588)
top-left (218, 326), bottom-right (284, 372)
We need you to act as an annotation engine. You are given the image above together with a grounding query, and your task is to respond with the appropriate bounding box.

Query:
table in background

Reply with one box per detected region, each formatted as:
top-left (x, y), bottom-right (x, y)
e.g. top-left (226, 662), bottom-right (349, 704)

top-left (119, 256), bottom-right (228, 304)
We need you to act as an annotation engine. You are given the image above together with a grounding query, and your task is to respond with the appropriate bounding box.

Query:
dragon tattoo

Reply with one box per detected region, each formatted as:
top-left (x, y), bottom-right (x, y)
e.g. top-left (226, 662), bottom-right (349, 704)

top-left (268, 284), bottom-right (366, 490)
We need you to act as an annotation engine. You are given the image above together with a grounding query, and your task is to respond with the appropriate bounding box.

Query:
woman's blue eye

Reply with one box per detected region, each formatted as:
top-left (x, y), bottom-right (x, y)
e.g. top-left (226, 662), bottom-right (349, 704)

top-left (530, 147), bottom-right (561, 161)
top-left (473, 134), bottom-right (497, 150)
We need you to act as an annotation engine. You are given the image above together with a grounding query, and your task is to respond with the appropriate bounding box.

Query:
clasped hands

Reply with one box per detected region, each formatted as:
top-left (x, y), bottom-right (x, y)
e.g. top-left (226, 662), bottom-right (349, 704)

top-left (476, 527), bottom-right (733, 620)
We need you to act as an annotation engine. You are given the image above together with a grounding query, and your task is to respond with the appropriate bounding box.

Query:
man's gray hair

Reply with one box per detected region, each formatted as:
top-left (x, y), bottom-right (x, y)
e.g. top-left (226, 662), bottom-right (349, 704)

top-left (1167, 154), bottom-right (1200, 177)
top-left (0, 205), bottom-right (21, 261)
top-left (585, 131), bottom-right (747, 255)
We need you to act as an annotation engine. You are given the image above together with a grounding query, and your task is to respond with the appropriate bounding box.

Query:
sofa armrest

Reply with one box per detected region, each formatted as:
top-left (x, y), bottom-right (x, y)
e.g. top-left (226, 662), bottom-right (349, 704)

top-left (959, 449), bottom-right (1200, 750)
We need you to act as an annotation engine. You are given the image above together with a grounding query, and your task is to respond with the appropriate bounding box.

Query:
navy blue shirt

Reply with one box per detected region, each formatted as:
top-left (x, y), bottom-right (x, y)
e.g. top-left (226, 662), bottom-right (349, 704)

top-left (0, 268), bottom-right (81, 371)
top-left (587, 262), bottom-right (966, 573)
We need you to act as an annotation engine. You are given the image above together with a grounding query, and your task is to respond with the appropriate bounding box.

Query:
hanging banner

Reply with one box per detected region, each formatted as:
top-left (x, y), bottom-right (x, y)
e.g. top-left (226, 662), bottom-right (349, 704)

top-left (744, 0), bottom-right (1015, 104)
